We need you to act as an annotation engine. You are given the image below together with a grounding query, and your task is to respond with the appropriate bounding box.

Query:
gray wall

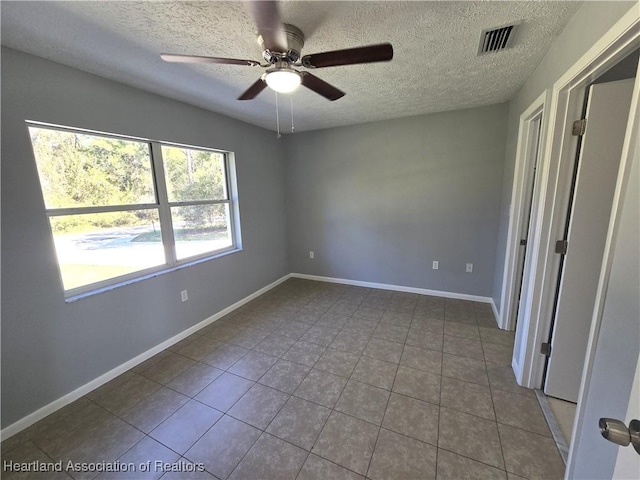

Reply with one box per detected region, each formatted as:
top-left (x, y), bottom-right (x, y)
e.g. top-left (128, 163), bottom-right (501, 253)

top-left (1, 48), bottom-right (289, 428)
top-left (284, 104), bottom-right (508, 298)
top-left (491, 1), bottom-right (637, 311)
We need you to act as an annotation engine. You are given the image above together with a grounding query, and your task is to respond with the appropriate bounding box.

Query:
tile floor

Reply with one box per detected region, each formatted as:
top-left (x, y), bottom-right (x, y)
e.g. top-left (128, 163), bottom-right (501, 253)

top-left (1, 279), bottom-right (566, 480)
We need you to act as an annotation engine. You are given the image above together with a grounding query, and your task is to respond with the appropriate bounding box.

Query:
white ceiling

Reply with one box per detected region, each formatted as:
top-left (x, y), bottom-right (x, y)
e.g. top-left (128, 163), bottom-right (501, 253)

top-left (1, 1), bottom-right (581, 132)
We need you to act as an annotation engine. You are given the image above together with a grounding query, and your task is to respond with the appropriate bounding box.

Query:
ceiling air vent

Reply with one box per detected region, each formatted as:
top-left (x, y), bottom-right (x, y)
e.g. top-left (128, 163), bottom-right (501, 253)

top-left (478, 23), bottom-right (519, 55)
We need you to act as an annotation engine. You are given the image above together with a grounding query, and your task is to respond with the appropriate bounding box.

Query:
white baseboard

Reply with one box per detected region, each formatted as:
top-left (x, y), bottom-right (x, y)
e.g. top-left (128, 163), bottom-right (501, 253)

top-left (0, 273), bottom-right (291, 441)
top-left (290, 273), bottom-right (495, 304)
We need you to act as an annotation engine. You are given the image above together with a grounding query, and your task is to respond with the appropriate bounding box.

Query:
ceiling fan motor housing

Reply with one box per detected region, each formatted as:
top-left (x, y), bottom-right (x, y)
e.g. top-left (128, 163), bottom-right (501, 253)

top-left (259, 24), bottom-right (305, 64)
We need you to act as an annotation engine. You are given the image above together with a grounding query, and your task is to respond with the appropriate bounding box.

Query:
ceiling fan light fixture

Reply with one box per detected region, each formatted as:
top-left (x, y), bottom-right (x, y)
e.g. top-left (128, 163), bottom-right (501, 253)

top-left (265, 68), bottom-right (302, 94)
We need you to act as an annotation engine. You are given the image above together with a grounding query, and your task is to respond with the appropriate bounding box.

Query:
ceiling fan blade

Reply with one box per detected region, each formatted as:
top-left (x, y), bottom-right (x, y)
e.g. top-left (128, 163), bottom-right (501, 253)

top-left (301, 73), bottom-right (345, 101)
top-left (301, 43), bottom-right (393, 68)
top-left (247, 1), bottom-right (287, 52)
top-left (238, 78), bottom-right (268, 100)
top-left (161, 53), bottom-right (260, 67)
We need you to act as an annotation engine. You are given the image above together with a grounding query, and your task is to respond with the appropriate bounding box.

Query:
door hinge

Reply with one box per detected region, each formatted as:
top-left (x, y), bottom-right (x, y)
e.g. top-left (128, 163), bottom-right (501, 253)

top-left (572, 118), bottom-right (587, 136)
top-left (541, 342), bottom-right (552, 356)
top-left (520, 239), bottom-right (527, 246)
top-left (555, 239), bottom-right (568, 255)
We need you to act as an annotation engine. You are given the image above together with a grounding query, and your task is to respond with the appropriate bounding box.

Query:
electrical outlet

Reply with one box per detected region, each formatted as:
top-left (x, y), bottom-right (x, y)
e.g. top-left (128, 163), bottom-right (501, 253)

top-left (309, 251), bottom-right (315, 259)
top-left (432, 261), bottom-right (439, 270)
top-left (181, 290), bottom-right (188, 302)
top-left (466, 263), bottom-right (473, 273)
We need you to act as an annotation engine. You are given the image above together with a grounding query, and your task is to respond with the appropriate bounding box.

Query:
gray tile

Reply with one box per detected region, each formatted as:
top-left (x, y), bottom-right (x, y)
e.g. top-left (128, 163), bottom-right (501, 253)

top-left (257, 359), bottom-right (310, 394)
top-left (120, 386), bottom-right (190, 433)
top-left (227, 351), bottom-right (277, 381)
top-left (410, 316), bottom-right (445, 334)
top-left (368, 428), bottom-right (437, 480)
top-left (335, 380), bottom-right (390, 426)
top-left (329, 332), bottom-right (370, 354)
top-left (281, 340), bottom-right (327, 367)
top-left (507, 474), bottom-right (529, 480)
top-left (444, 322), bottom-right (480, 340)
top-left (132, 351), bottom-right (172, 374)
top-left (159, 460), bottom-right (217, 479)
top-left (315, 312), bottom-right (350, 329)
top-left (382, 392), bottom-right (439, 445)
top-left (406, 330), bottom-right (443, 351)
top-left (150, 400), bottom-right (222, 454)
top-left (253, 333), bottom-right (296, 357)
top-left (436, 449), bottom-right (508, 480)
top-left (380, 311), bottom-right (413, 327)
top-left (443, 335), bottom-right (485, 360)
top-left (276, 321), bottom-right (311, 340)
top-left (353, 306), bottom-right (384, 322)
top-left (312, 411), bottom-right (379, 476)
top-left (487, 364), bottom-right (535, 397)
top-left (195, 372), bottom-right (254, 412)
top-left (442, 354), bottom-right (489, 386)
top-left (493, 391), bottom-right (551, 436)
top-left (479, 327), bottom-right (515, 347)
top-left (227, 328), bottom-right (269, 349)
top-left (342, 318), bottom-right (378, 336)
top-left (499, 424), bottom-right (565, 480)
top-left (92, 373), bottom-right (161, 416)
top-left (266, 396), bottom-right (331, 450)
top-left (99, 437), bottom-right (179, 480)
top-left (201, 344), bottom-right (249, 370)
top-left (26, 401), bottom-right (118, 459)
top-left (351, 356), bottom-right (398, 390)
top-left (228, 433), bottom-right (307, 480)
top-left (392, 365), bottom-right (441, 405)
top-left (299, 325), bottom-right (340, 346)
top-left (140, 352), bottom-right (196, 385)
top-left (294, 368), bottom-right (348, 408)
top-left (328, 300), bottom-right (360, 316)
top-left (400, 344), bottom-right (442, 374)
top-left (314, 348), bottom-right (361, 377)
top-left (483, 343), bottom-right (514, 366)
top-left (438, 407), bottom-right (504, 469)
top-left (227, 383), bottom-right (289, 429)
top-left (478, 315), bottom-right (501, 329)
top-left (57, 416), bottom-right (145, 478)
top-left (166, 363), bottom-right (224, 397)
top-left (185, 415), bottom-right (260, 480)
top-left (440, 376), bottom-right (495, 420)
top-left (372, 323), bottom-right (408, 343)
top-left (1, 440), bottom-right (71, 480)
top-left (297, 454), bottom-right (365, 480)
top-left (362, 337), bottom-right (404, 364)
top-left (175, 336), bottom-right (223, 361)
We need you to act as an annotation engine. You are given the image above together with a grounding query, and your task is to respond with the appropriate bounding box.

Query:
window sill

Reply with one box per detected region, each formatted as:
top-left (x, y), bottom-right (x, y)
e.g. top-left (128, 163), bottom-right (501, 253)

top-left (64, 247), bottom-right (242, 303)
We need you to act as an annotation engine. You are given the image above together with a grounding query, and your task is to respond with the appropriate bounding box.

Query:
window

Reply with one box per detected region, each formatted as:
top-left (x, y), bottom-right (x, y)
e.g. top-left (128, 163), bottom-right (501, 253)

top-left (28, 123), bottom-right (239, 296)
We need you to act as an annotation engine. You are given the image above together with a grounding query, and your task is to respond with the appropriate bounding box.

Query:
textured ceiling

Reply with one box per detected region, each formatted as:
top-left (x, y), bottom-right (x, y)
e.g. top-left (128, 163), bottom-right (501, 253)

top-left (1, 1), bottom-right (581, 132)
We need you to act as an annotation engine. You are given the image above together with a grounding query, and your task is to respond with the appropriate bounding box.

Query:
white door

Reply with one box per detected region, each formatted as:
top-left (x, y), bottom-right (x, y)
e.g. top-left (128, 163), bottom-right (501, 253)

top-left (613, 357), bottom-right (640, 479)
top-left (568, 67), bottom-right (639, 479)
top-left (544, 78), bottom-right (635, 402)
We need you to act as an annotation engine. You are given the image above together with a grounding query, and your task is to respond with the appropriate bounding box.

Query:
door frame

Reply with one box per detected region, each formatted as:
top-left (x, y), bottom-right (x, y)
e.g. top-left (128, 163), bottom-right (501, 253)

top-left (514, 6), bottom-right (639, 391)
top-left (499, 90), bottom-right (550, 332)
top-left (567, 54), bottom-right (640, 479)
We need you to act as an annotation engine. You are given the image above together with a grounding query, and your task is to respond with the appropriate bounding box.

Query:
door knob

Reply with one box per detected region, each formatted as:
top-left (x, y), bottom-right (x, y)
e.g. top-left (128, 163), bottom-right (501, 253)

top-left (599, 418), bottom-right (640, 454)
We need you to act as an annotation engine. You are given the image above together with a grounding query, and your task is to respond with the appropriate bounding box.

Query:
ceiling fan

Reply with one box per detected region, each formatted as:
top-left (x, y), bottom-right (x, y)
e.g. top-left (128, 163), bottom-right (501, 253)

top-left (160, 1), bottom-right (393, 101)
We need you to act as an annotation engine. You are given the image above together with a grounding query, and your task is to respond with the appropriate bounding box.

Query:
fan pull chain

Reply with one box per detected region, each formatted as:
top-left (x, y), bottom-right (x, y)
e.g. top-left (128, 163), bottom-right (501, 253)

top-left (290, 95), bottom-right (295, 133)
top-left (275, 92), bottom-right (281, 139)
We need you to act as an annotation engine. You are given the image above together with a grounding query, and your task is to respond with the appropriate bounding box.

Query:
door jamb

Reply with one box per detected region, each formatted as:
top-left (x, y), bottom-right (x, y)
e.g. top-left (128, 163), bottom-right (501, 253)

top-left (499, 90), bottom-right (550, 332)
top-left (515, 6), bottom-right (639, 392)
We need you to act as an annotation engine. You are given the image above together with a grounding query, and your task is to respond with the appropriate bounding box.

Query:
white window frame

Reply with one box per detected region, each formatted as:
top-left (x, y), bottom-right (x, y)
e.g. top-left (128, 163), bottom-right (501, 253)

top-left (27, 121), bottom-right (242, 299)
